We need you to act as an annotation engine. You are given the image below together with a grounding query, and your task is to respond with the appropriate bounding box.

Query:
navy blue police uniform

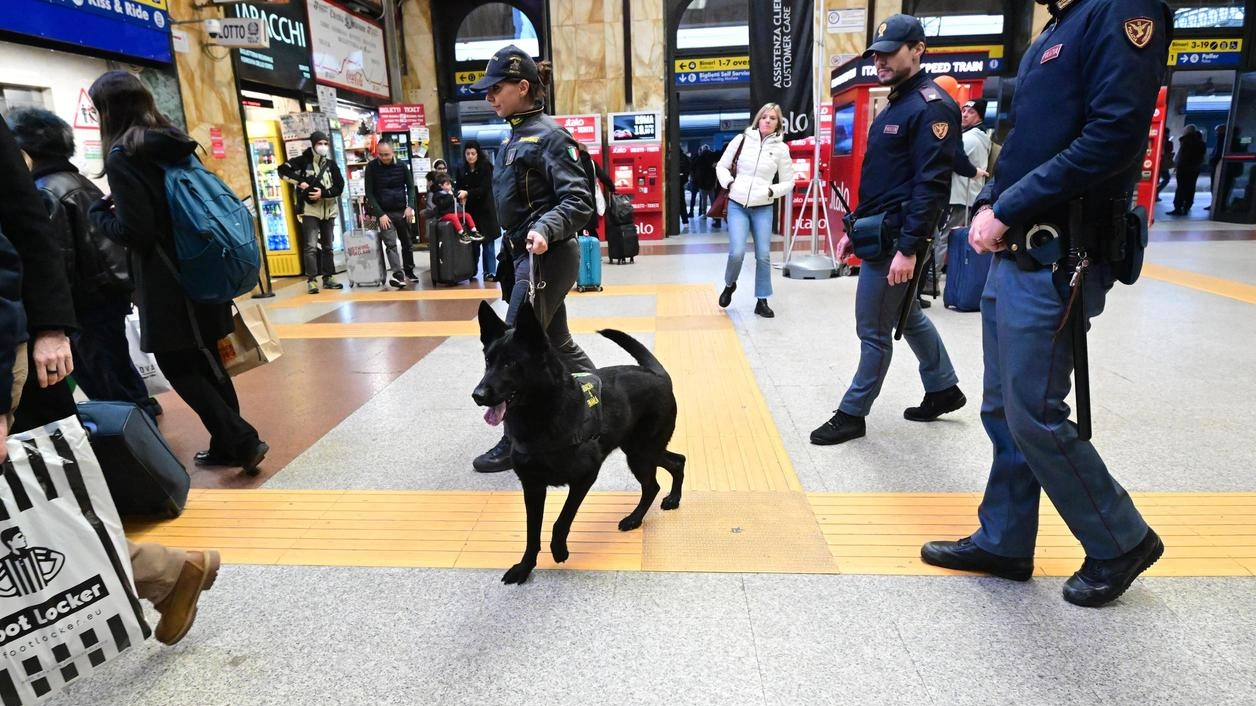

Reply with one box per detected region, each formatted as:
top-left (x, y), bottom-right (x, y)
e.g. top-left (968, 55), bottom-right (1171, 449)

top-left (811, 14), bottom-right (965, 446)
top-left (923, 0), bottom-right (1171, 606)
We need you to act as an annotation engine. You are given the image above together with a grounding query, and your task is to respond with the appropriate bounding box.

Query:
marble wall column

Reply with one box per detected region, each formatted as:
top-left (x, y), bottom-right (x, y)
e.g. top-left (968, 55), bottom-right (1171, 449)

top-left (399, 1), bottom-right (443, 154)
top-left (168, 0), bottom-right (251, 199)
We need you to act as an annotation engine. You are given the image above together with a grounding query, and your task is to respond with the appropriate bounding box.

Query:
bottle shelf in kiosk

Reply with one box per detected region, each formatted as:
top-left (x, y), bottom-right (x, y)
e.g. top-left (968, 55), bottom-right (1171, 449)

top-left (247, 120), bottom-right (302, 277)
top-left (607, 111), bottom-right (664, 240)
top-left (556, 114), bottom-right (604, 238)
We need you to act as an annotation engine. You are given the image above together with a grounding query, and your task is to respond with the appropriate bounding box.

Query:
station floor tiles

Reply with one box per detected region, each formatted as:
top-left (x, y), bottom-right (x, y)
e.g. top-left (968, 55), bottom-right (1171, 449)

top-left (127, 281), bottom-right (1256, 578)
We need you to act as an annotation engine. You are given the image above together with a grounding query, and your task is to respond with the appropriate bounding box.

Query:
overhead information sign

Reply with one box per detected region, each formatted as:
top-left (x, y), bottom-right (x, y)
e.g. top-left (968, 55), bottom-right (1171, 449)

top-left (673, 56), bottom-right (750, 86)
top-left (454, 70), bottom-right (485, 97)
top-left (1168, 38), bottom-right (1241, 67)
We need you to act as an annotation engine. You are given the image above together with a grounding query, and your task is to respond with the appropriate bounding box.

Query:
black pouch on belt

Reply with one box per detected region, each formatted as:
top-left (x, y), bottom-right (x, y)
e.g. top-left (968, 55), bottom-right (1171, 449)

top-left (1112, 204), bottom-right (1148, 285)
top-left (850, 212), bottom-right (893, 261)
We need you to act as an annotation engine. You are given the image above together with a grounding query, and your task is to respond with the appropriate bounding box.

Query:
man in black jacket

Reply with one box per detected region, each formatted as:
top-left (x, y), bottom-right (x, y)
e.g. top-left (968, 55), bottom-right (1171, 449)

top-left (1169, 124), bottom-right (1206, 216)
top-left (277, 130), bottom-right (346, 293)
top-left (364, 140), bottom-right (418, 286)
top-left (7, 107), bottom-right (158, 420)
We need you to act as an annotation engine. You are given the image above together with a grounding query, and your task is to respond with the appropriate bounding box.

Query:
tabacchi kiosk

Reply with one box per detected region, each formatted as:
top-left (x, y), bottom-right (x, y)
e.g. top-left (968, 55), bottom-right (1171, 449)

top-left (606, 111), bottom-right (664, 240)
top-left (829, 51), bottom-right (991, 226)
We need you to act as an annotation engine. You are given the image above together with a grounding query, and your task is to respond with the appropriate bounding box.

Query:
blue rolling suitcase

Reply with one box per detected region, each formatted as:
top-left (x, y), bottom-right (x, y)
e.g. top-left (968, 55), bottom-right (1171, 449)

top-left (575, 234), bottom-right (603, 292)
top-left (943, 227), bottom-right (993, 312)
top-left (77, 401), bottom-right (190, 518)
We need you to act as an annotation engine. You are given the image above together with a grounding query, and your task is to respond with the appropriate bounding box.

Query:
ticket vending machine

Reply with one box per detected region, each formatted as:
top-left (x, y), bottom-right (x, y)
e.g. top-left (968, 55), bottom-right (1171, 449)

top-left (829, 52), bottom-right (990, 219)
top-left (1135, 86), bottom-right (1168, 226)
top-left (555, 114), bottom-right (605, 236)
top-left (606, 111), bottom-right (665, 240)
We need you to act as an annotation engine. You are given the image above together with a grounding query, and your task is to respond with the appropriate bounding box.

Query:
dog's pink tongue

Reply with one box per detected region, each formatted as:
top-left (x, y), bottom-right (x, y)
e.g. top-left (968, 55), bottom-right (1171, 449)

top-left (483, 402), bottom-right (507, 427)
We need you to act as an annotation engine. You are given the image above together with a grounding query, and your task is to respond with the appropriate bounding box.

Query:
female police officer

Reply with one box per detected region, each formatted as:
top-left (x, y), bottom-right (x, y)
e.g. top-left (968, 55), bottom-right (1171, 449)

top-left (469, 45), bottom-right (596, 474)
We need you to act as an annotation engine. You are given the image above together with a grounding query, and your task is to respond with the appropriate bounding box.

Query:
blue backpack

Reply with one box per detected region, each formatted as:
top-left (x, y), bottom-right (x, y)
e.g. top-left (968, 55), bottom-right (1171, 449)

top-left (162, 156), bottom-right (260, 303)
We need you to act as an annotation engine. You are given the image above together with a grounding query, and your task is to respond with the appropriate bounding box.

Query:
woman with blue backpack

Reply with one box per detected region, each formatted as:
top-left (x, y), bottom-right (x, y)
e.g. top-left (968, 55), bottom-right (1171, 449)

top-left (87, 71), bottom-right (268, 474)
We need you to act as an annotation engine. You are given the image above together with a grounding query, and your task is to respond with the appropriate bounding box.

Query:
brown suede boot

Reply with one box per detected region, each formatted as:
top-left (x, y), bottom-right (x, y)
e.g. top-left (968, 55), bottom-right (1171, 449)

top-left (153, 550), bottom-right (221, 645)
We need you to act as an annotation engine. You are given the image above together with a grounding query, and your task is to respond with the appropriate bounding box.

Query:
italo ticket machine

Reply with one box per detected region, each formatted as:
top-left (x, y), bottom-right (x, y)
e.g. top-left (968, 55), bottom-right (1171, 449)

top-left (1135, 86), bottom-right (1168, 226)
top-left (607, 111), bottom-right (664, 239)
top-left (781, 102), bottom-right (838, 239)
top-left (555, 114), bottom-right (605, 236)
top-left (829, 51), bottom-right (990, 221)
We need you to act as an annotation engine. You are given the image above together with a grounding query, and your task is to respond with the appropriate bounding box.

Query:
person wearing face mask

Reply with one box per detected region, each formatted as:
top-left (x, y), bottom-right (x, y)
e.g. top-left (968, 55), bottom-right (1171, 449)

top-left (467, 44), bottom-right (595, 474)
top-left (809, 14), bottom-right (965, 448)
top-left (714, 102), bottom-right (794, 318)
top-left (278, 131), bottom-right (346, 294)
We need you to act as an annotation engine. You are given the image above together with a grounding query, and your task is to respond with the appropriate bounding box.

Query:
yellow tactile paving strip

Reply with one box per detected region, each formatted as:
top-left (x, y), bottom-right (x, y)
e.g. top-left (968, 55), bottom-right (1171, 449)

top-left (127, 490), bottom-right (1256, 576)
top-left (126, 283), bottom-right (1256, 577)
top-left (1142, 263), bottom-right (1256, 304)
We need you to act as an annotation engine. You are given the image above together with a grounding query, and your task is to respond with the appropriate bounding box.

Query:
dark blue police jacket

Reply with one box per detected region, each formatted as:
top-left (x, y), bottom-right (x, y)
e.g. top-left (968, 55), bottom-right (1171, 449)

top-left (979, 0), bottom-right (1171, 227)
top-left (856, 69), bottom-right (960, 255)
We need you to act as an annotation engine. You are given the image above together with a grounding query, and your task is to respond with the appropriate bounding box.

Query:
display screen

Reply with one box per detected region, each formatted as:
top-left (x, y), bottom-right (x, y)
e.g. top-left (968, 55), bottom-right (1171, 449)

top-left (832, 102), bottom-right (855, 157)
top-left (611, 113), bottom-right (658, 141)
top-left (231, 1), bottom-right (314, 93)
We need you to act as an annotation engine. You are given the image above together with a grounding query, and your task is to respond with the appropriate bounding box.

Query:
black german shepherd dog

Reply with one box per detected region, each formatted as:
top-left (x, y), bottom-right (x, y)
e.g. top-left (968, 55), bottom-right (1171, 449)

top-left (473, 300), bottom-right (685, 585)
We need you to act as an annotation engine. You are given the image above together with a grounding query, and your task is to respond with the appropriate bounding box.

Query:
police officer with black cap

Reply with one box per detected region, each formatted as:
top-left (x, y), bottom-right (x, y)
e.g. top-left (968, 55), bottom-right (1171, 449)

top-left (810, 14), bottom-right (966, 447)
top-left (921, 0), bottom-right (1172, 608)
top-left (469, 44), bottom-right (596, 474)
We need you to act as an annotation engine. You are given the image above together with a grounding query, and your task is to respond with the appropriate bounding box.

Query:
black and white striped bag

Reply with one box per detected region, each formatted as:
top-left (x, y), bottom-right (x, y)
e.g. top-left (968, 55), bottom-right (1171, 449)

top-left (0, 416), bottom-right (149, 705)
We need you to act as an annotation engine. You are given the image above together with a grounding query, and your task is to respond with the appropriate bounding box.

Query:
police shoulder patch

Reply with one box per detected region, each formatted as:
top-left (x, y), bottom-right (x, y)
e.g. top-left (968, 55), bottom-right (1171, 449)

top-left (931, 122), bottom-right (949, 140)
top-left (567, 145), bottom-right (579, 161)
top-left (1124, 17), bottom-right (1154, 49)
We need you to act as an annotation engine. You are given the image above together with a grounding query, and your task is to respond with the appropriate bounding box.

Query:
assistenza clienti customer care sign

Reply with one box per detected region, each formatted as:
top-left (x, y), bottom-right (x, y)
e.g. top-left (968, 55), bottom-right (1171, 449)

top-left (307, 0), bottom-right (390, 99)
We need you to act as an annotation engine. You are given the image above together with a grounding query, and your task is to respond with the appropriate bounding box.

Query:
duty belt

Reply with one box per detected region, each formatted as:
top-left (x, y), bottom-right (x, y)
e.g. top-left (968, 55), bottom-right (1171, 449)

top-left (1001, 220), bottom-right (1067, 272)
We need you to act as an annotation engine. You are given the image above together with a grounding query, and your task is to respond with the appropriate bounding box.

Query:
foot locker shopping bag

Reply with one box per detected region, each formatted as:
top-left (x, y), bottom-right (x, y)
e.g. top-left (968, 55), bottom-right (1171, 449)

top-left (0, 417), bottom-right (150, 704)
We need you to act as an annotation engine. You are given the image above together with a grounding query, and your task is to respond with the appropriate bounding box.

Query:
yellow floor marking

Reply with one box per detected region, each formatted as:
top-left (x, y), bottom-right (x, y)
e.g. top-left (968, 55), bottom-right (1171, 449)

top-left (269, 289), bottom-right (500, 307)
top-left (128, 490), bottom-right (1256, 576)
top-left (274, 316), bottom-right (656, 339)
top-left (1142, 263), bottom-right (1256, 304)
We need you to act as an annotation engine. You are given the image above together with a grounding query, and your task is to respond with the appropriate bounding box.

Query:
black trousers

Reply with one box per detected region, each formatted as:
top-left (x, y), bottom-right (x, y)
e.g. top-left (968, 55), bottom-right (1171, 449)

top-left (73, 301), bottom-right (155, 417)
top-left (154, 347), bottom-right (259, 460)
top-left (11, 344), bottom-right (76, 434)
top-left (1173, 168), bottom-right (1200, 210)
top-left (301, 215), bottom-right (336, 279)
top-left (505, 238), bottom-right (595, 373)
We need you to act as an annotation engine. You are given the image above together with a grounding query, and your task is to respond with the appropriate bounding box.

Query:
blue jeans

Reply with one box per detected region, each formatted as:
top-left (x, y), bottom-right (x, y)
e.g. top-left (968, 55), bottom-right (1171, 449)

top-left (724, 200), bottom-right (774, 299)
top-left (839, 255), bottom-right (958, 417)
top-left (476, 238), bottom-right (498, 277)
top-left (972, 257), bottom-right (1147, 560)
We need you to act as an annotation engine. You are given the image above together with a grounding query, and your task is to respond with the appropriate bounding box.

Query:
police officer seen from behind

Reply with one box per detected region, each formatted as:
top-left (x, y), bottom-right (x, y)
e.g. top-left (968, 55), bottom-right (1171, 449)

top-left (810, 14), bottom-right (965, 447)
top-left (922, 0), bottom-right (1171, 608)
top-left (469, 44), bottom-right (596, 474)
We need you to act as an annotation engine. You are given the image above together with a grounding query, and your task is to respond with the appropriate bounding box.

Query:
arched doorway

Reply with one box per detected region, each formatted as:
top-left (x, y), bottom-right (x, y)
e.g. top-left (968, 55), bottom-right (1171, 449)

top-left (666, 0), bottom-right (751, 235)
top-left (432, 1), bottom-right (546, 169)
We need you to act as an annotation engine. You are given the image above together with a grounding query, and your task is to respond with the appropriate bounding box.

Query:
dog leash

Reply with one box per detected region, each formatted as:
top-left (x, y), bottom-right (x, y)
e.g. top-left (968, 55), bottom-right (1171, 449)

top-left (527, 250), bottom-right (546, 304)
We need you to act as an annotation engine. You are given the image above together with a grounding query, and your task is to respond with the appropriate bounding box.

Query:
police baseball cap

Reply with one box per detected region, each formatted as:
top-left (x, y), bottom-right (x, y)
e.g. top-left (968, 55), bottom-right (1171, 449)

top-left (863, 14), bottom-right (926, 57)
top-left (470, 44), bottom-right (540, 91)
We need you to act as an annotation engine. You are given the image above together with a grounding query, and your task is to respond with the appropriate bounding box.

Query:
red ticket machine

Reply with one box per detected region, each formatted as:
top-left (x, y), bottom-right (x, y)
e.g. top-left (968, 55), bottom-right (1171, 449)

top-left (829, 52), bottom-right (990, 225)
top-left (607, 111), bottom-right (665, 240)
top-left (1135, 86), bottom-right (1168, 226)
top-left (782, 103), bottom-right (841, 245)
top-left (555, 114), bottom-right (605, 236)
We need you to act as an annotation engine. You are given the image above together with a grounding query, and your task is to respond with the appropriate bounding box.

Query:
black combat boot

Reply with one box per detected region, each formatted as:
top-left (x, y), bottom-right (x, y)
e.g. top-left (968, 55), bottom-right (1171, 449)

top-left (920, 536), bottom-right (1035, 581)
top-left (1062, 528), bottom-right (1164, 607)
top-left (809, 411), bottom-right (866, 445)
top-left (472, 435), bottom-right (513, 474)
top-left (903, 385), bottom-right (966, 422)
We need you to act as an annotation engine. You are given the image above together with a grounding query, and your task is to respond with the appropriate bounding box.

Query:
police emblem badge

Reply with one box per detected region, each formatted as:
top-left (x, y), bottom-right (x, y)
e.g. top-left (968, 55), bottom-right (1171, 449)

top-left (1123, 18), bottom-right (1154, 49)
top-left (931, 122), bottom-right (949, 140)
top-left (877, 22), bottom-right (887, 38)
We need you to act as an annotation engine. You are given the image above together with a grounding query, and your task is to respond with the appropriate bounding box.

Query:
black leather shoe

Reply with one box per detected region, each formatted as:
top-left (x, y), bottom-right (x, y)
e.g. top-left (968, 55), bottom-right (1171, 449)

top-left (754, 299), bottom-right (775, 318)
top-left (718, 283), bottom-right (736, 308)
top-left (917, 297), bottom-right (932, 309)
top-left (809, 411), bottom-right (865, 445)
top-left (920, 536), bottom-right (1034, 581)
top-left (904, 385), bottom-right (967, 422)
top-left (194, 450), bottom-right (233, 467)
top-left (473, 435), bottom-right (514, 474)
top-left (241, 441), bottom-right (269, 475)
top-left (1062, 528), bottom-right (1164, 607)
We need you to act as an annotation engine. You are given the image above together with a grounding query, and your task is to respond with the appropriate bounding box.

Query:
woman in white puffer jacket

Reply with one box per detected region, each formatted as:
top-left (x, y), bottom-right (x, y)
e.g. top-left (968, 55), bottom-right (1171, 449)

top-left (715, 103), bottom-right (794, 317)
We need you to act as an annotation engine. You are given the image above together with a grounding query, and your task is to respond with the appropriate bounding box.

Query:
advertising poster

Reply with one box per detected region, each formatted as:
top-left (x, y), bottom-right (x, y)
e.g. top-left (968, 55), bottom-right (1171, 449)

top-left (307, 0), bottom-right (390, 99)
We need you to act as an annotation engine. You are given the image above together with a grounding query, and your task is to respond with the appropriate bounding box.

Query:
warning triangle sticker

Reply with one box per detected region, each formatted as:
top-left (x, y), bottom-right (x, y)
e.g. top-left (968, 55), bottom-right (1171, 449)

top-left (74, 89), bottom-right (99, 130)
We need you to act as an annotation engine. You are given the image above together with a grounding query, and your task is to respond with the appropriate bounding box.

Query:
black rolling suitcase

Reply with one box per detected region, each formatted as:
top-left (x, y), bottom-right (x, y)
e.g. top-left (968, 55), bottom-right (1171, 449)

top-left (77, 401), bottom-right (190, 518)
top-left (428, 218), bottom-right (476, 285)
top-left (607, 223), bottom-right (639, 264)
